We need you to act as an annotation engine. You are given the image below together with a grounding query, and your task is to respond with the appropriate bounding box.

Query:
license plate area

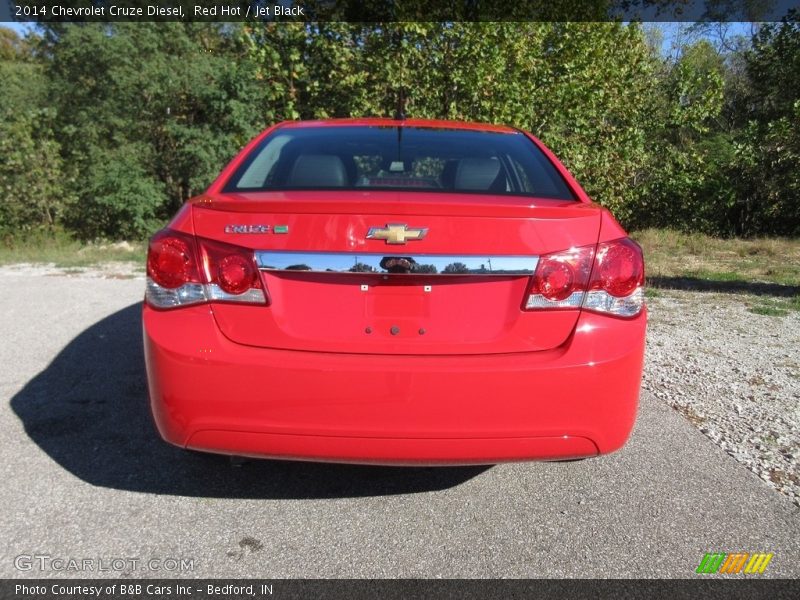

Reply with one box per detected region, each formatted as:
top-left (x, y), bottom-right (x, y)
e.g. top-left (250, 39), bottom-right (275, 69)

top-left (362, 280), bottom-right (431, 319)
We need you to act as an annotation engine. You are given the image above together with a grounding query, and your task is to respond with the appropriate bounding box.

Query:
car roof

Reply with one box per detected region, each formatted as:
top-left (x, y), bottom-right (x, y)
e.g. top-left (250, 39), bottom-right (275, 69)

top-left (276, 118), bottom-right (519, 134)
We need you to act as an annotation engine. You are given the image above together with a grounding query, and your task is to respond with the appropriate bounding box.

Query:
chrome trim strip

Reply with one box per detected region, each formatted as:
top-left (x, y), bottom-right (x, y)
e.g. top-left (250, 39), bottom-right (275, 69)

top-left (255, 251), bottom-right (538, 276)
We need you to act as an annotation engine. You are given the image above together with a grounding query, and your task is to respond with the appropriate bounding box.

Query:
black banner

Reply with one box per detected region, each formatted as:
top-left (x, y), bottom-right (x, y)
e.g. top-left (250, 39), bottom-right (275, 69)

top-left (4, 579), bottom-right (800, 600)
top-left (2, 0), bottom-right (799, 23)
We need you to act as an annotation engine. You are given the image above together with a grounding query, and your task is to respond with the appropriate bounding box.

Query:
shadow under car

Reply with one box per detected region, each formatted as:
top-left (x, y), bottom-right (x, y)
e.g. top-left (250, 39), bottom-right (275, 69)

top-left (10, 302), bottom-right (487, 499)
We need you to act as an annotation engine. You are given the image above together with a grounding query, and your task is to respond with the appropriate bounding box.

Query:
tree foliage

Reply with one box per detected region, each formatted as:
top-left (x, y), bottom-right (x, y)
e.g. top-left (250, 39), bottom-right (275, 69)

top-left (734, 15), bottom-right (800, 235)
top-left (42, 23), bottom-right (265, 238)
top-left (0, 31), bottom-right (69, 238)
top-left (0, 19), bottom-right (798, 240)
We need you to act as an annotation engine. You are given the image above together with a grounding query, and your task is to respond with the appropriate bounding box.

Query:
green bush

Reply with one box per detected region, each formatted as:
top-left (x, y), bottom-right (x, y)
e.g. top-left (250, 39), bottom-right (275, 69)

top-left (0, 59), bottom-right (70, 237)
top-left (64, 145), bottom-right (165, 240)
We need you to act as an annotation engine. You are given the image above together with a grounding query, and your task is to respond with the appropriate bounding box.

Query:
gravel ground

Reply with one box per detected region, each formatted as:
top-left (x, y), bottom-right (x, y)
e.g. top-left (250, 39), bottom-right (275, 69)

top-left (644, 290), bottom-right (800, 506)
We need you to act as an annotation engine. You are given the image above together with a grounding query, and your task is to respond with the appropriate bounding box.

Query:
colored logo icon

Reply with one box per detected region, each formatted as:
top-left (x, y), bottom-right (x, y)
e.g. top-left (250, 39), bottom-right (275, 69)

top-left (696, 552), bottom-right (773, 574)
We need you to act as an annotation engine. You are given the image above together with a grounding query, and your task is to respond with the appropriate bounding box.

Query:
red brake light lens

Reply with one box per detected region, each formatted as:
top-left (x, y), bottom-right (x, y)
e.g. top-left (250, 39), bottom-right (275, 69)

top-left (591, 238), bottom-right (644, 297)
top-left (147, 232), bottom-right (199, 289)
top-left (537, 260), bottom-right (575, 301)
top-left (217, 254), bottom-right (257, 295)
top-left (525, 245), bottom-right (594, 309)
top-left (198, 237), bottom-right (264, 297)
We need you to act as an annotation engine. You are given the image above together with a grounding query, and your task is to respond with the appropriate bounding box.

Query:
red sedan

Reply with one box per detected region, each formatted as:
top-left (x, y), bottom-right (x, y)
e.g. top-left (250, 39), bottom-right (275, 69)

top-left (143, 119), bottom-right (646, 465)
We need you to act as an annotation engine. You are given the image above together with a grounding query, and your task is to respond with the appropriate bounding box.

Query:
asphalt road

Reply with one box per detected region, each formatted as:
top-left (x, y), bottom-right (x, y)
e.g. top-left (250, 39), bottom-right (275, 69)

top-left (1, 270), bottom-right (798, 578)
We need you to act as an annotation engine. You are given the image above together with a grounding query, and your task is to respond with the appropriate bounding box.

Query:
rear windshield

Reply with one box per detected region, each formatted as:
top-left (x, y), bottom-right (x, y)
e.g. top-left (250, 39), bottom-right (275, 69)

top-left (223, 126), bottom-right (576, 200)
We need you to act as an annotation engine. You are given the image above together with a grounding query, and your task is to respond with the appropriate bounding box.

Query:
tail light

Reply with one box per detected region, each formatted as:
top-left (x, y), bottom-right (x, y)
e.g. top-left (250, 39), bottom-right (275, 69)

top-left (524, 237), bottom-right (644, 317)
top-left (583, 238), bottom-right (645, 317)
top-left (524, 245), bottom-right (594, 309)
top-left (145, 229), bottom-right (268, 309)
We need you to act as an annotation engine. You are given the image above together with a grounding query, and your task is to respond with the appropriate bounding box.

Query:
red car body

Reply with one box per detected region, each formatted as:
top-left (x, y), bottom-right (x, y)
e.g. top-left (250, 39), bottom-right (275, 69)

top-left (143, 119), bottom-right (646, 465)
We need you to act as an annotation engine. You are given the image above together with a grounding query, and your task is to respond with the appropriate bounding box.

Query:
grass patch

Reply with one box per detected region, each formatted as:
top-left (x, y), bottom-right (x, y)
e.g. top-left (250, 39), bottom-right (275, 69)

top-left (748, 304), bottom-right (789, 317)
top-left (644, 288), bottom-right (662, 298)
top-left (633, 229), bottom-right (800, 288)
top-left (0, 230), bottom-right (145, 267)
top-left (683, 270), bottom-right (744, 282)
top-left (746, 296), bottom-right (799, 317)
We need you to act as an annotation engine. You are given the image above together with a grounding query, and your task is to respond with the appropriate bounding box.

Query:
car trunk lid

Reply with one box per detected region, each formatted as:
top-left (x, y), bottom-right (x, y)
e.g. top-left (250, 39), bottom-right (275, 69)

top-left (192, 191), bottom-right (601, 355)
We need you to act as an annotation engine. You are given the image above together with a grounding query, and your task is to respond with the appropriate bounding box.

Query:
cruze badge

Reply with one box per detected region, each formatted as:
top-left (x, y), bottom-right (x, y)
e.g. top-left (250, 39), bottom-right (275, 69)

top-left (366, 224), bottom-right (428, 245)
top-left (224, 224), bottom-right (288, 234)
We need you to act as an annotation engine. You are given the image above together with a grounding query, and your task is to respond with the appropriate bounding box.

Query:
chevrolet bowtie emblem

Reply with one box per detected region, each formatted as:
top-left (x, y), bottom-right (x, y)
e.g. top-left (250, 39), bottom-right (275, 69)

top-left (366, 224), bottom-right (428, 245)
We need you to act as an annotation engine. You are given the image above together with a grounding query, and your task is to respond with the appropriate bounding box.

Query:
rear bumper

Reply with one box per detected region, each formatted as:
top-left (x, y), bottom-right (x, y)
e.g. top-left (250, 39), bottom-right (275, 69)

top-left (143, 305), bottom-right (646, 465)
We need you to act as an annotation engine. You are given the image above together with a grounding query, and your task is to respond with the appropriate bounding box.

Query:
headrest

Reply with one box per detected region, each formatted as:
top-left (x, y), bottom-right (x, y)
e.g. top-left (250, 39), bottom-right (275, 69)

top-left (454, 158), bottom-right (502, 191)
top-left (287, 154), bottom-right (347, 187)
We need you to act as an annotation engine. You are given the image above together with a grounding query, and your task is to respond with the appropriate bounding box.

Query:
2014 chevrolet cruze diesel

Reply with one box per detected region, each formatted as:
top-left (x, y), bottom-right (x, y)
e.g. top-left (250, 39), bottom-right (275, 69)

top-left (143, 119), bottom-right (646, 465)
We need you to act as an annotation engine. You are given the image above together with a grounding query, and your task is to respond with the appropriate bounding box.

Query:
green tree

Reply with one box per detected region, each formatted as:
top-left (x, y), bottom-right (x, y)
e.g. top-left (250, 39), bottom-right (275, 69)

top-left (3, 19), bottom-right (798, 241)
top-left (443, 262), bottom-right (469, 274)
top-left (0, 27), bottom-right (70, 238)
top-left (732, 14), bottom-right (800, 235)
top-left (243, 22), bottom-right (663, 224)
top-left (631, 39), bottom-right (730, 234)
top-left (45, 23), bottom-right (265, 239)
